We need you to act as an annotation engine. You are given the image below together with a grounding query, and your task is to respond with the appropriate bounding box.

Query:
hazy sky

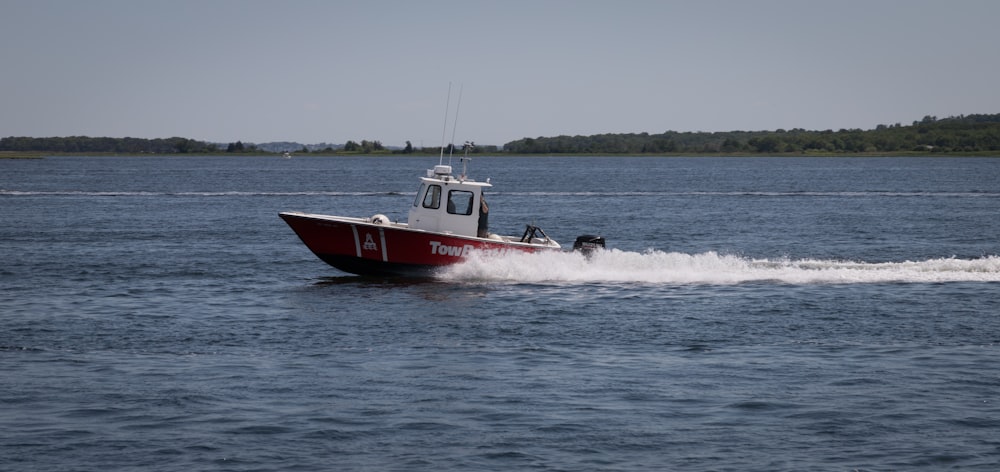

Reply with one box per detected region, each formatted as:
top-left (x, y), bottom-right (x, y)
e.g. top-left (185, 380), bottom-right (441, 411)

top-left (2, 0), bottom-right (998, 146)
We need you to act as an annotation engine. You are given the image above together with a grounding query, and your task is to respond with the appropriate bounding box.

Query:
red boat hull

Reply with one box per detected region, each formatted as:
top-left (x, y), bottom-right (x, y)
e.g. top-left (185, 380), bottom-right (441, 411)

top-left (280, 212), bottom-right (555, 276)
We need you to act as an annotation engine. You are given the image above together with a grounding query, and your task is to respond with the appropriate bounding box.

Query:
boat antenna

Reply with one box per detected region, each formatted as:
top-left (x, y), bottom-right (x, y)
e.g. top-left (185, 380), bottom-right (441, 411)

top-left (447, 84), bottom-right (463, 166)
top-left (438, 82), bottom-right (452, 165)
top-left (460, 141), bottom-right (474, 179)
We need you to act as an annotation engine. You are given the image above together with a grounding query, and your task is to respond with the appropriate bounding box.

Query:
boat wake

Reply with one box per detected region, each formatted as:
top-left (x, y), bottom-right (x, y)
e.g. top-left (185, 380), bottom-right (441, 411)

top-left (437, 249), bottom-right (1000, 285)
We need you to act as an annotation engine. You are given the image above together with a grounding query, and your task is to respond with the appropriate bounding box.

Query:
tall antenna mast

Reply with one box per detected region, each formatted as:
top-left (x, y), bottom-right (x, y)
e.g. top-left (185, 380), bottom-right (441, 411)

top-left (447, 84), bottom-right (464, 166)
top-left (438, 82), bottom-right (452, 165)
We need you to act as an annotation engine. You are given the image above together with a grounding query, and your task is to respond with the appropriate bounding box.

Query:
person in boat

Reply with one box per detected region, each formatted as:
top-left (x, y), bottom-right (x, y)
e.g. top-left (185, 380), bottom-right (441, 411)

top-left (477, 195), bottom-right (489, 238)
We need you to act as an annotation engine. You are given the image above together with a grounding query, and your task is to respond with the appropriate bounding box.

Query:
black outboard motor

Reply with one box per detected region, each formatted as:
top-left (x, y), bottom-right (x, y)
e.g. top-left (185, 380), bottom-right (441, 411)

top-left (572, 234), bottom-right (606, 257)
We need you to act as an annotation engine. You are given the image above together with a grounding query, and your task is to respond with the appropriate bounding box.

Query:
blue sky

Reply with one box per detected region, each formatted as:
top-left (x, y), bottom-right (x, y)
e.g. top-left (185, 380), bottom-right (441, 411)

top-left (2, 0), bottom-right (998, 146)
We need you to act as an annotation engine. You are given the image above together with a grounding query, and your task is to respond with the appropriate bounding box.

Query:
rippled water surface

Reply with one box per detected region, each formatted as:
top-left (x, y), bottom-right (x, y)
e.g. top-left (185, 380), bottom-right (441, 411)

top-left (2, 155), bottom-right (1000, 470)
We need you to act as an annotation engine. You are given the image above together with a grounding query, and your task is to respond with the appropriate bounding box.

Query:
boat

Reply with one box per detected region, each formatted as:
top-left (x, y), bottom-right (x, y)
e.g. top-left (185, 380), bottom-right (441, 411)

top-left (279, 158), bottom-right (604, 277)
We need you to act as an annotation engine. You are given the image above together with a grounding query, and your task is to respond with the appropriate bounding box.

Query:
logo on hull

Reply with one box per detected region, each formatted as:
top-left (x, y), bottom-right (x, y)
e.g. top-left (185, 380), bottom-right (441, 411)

top-left (363, 233), bottom-right (378, 251)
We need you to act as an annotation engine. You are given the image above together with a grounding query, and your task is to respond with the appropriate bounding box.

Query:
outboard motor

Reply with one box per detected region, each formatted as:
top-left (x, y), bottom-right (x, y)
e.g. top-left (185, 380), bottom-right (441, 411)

top-left (572, 234), bottom-right (606, 257)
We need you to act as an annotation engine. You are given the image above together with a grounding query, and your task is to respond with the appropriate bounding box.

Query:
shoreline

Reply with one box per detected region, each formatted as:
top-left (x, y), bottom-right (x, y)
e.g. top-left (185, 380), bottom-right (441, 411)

top-left (6, 151), bottom-right (1000, 159)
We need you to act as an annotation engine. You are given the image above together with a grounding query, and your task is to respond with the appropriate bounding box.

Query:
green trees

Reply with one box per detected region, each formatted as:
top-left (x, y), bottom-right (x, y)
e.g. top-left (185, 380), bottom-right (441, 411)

top-left (501, 114), bottom-right (1000, 154)
top-left (342, 140), bottom-right (384, 153)
top-left (0, 136), bottom-right (218, 153)
top-left (4, 114), bottom-right (998, 156)
top-left (362, 140), bottom-right (384, 152)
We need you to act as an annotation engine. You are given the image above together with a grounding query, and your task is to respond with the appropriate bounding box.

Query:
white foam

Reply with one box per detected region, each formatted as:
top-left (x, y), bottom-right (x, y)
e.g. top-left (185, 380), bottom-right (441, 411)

top-left (437, 249), bottom-right (1000, 285)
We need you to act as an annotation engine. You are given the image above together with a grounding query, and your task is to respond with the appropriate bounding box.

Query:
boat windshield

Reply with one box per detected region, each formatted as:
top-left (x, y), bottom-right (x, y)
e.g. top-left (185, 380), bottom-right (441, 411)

top-left (413, 183), bottom-right (426, 207)
top-left (422, 185), bottom-right (442, 209)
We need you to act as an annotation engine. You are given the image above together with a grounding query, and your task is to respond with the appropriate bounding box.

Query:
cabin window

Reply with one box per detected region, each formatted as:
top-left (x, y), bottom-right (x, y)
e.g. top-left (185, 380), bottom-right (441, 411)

top-left (413, 183), bottom-right (426, 207)
top-left (422, 184), bottom-right (442, 209)
top-left (447, 190), bottom-right (474, 215)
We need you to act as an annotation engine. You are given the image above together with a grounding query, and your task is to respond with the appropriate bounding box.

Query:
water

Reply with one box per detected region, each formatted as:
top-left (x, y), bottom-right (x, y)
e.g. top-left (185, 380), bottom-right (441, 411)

top-left (2, 155), bottom-right (1000, 471)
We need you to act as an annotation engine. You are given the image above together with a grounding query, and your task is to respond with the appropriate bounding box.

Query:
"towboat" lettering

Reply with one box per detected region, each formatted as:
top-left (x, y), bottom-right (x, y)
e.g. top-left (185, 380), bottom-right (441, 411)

top-left (429, 241), bottom-right (523, 258)
top-left (429, 241), bottom-right (475, 257)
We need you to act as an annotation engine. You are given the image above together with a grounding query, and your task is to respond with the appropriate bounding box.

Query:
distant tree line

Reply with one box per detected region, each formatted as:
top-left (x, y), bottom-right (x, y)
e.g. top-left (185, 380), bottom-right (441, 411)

top-left (413, 142), bottom-right (500, 155)
top-left (225, 141), bottom-right (258, 153)
top-left (502, 114), bottom-right (1000, 154)
top-left (0, 135), bottom-right (503, 155)
top-left (0, 136), bottom-right (220, 154)
top-left (5, 114), bottom-right (998, 156)
top-left (342, 139), bottom-right (384, 153)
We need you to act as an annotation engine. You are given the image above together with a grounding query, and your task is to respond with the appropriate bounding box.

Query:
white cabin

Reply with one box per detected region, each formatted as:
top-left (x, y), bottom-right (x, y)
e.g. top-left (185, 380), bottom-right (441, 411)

top-left (407, 165), bottom-right (490, 238)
